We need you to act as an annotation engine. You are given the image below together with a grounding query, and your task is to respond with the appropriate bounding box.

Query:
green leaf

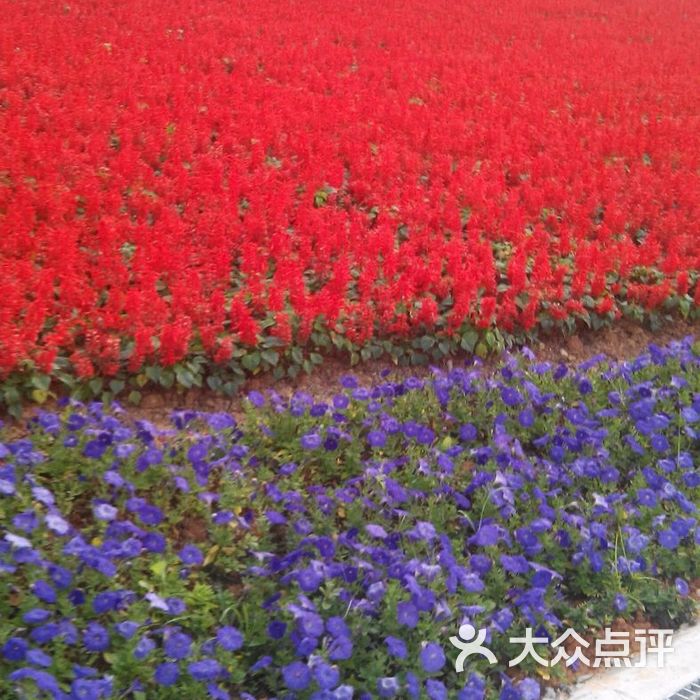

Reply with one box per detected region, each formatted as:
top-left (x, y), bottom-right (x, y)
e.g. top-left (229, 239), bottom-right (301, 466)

top-left (291, 347), bottom-right (304, 365)
top-left (419, 335), bottom-right (435, 350)
top-left (31, 374), bottom-right (51, 392)
top-left (461, 330), bottom-right (479, 352)
top-left (31, 389), bottom-right (48, 404)
top-left (149, 559), bottom-right (167, 578)
top-left (160, 369), bottom-right (175, 389)
top-left (109, 379), bottom-right (125, 395)
top-left (241, 352), bottom-right (261, 371)
top-left (175, 368), bottom-right (194, 388)
top-left (145, 366), bottom-right (161, 382)
top-left (261, 349), bottom-right (279, 366)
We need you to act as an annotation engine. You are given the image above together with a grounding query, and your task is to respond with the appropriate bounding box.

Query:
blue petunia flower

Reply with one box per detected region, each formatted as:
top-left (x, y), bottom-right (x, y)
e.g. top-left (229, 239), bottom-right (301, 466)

top-left (396, 601), bottom-right (419, 628)
top-left (282, 661), bottom-right (311, 691)
top-left (376, 676), bottom-right (400, 698)
top-left (188, 658), bottom-right (224, 682)
top-left (385, 635), bottom-right (407, 659)
top-left (163, 631), bottom-right (192, 660)
top-left (420, 642), bottom-right (446, 673)
top-left (216, 626), bottom-right (243, 651)
top-left (83, 623), bottom-right (109, 652)
top-left (154, 662), bottom-right (180, 686)
top-left (179, 544), bottom-right (204, 566)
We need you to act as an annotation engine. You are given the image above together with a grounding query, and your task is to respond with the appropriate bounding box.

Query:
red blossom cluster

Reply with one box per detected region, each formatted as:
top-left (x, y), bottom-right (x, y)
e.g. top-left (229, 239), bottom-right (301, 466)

top-left (1, 0), bottom-right (699, 378)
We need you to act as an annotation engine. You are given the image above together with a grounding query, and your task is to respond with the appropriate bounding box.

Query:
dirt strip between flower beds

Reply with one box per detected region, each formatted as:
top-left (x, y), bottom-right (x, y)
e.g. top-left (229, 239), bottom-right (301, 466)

top-left (9, 317), bottom-right (697, 434)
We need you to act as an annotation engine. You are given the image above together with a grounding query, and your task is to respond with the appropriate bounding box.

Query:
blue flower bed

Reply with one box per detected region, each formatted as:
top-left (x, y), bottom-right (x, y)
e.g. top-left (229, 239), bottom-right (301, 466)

top-left (1, 339), bottom-right (699, 699)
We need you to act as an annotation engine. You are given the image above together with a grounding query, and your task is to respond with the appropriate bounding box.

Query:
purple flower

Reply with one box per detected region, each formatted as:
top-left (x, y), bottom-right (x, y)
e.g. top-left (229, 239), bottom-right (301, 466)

top-left (30, 623), bottom-right (60, 645)
top-left (267, 621), bottom-right (286, 639)
top-left (142, 532), bottom-right (166, 553)
top-left (385, 635), bottom-right (407, 659)
top-left (397, 601), bottom-right (419, 628)
top-left (93, 503), bottom-right (118, 521)
top-left (8, 669), bottom-right (60, 695)
top-left (470, 524), bottom-right (500, 547)
top-left (70, 678), bottom-right (105, 699)
top-left (326, 617), bottom-right (349, 638)
top-left (313, 661), bottom-right (340, 690)
top-left (658, 529), bottom-right (680, 550)
top-left (367, 430), bottom-right (387, 448)
top-left (409, 521), bottom-right (438, 542)
top-left (26, 649), bottom-right (52, 668)
top-left (420, 643), bottom-right (446, 673)
top-left (637, 489), bottom-right (657, 507)
top-left (297, 567), bottom-right (322, 593)
top-left (300, 432), bottom-right (322, 450)
top-left (23, 609), bottom-right (51, 624)
top-left (188, 658), bottom-right (224, 682)
top-left (250, 655), bottom-right (272, 672)
top-left (83, 623), bottom-right (109, 652)
top-left (650, 434), bottom-right (670, 452)
top-left (2, 637), bottom-right (28, 662)
top-left (329, 635), bottom-right (353, 661)
top-left (614, 593), bottom-right (628, 612)
top-left (501, 387), bottom-right (522, 406)
top-left (518, 409), bottom-right (535, 428)
top-left (459, 423), bottom-right (478, 441)
top-left (154, 662), bottom-right (180, 686)
top-left (459, 673), bottom-right (487, 700)
top-left (133, 636), bottom-right (155, 660)
top-left (32, 579), bottom-right (56, 605)
top-left (298, 611), bottom-right (324, 638)
top-left (426, 679), bottom-right (448, 700)
top-left (137, 504), bottom-right (164, 525)
top-left (340, 375), bottom-right (358, 389)
top-left (115, 621), bottom-right (140, 640)
top-left (377, 676), bottom-right (400, 698)
top-left (247, 391), bottom-right (265, 408)
top-left (216, 626), bottom-right (243, 652)
top-left (675, 578), bottom-right (690, 597)
top-left (282, 661), bottom-right (311, 691)
top-left (164, 631), bottom-right (192, 660)
top-left (518, 678), bottom-right (541, 700)
top-left (12, 511), bottom-right (39, 532)
top-left (492, 607), bottom-right (514, 633)
top-left (45, 512), bottom-right (70, 535)
top-left (164, 598), bottom-right (185, 616)
top-left (179, 545), bottom-right (204, 566)
top-left (365, 524), bottom-right (388, 539)
top-left (499, 554), bottom-right (530, 574)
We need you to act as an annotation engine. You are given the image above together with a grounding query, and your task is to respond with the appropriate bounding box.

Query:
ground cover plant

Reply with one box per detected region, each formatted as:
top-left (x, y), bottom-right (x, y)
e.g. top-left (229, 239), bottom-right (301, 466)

top-left (1, 337), bottom-right (698, 698)
top-left (2, 0), bottom-right (700, 412)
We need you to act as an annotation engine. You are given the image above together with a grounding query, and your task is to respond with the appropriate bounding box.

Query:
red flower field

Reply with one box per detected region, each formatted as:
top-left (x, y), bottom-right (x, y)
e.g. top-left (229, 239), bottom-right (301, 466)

top-left (1, 0), bottom-right (699, 389)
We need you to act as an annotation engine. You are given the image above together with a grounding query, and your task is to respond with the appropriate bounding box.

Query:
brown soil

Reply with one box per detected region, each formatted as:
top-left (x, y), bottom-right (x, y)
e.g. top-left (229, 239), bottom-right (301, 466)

top-left (13, 316), bottom-right (700, 429)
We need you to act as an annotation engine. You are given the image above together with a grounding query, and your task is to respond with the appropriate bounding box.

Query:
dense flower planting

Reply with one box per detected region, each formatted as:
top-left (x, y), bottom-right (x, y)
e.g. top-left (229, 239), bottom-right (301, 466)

top-left (1, 338), bottom-right (698, 698)
top-left (2, 0), bottom-right (700, 409)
